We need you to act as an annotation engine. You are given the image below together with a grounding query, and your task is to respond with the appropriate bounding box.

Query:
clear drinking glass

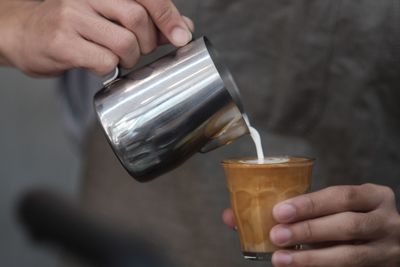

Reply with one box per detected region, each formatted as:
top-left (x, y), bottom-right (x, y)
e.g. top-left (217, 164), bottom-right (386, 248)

top-left (221, 156), bottom-right (314, 261)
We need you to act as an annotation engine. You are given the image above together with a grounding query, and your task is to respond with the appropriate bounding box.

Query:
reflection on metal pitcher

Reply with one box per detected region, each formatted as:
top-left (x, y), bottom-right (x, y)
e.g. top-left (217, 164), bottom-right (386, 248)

top-left (94, 37), bottom-right (249, 182)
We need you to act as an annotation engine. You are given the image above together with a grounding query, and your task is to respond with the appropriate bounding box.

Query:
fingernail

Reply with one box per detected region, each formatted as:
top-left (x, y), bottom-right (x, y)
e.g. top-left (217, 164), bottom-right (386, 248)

top-left (271, 227), bottom-right (292, 245)
top-left (171, 27), bottom-right (192, 46)
top-left (275, 203), bottom-right (296, 222)
top-left (273, 251), bottom-right (293, 266)
top-left (233, 226), bottom-right (238, 232)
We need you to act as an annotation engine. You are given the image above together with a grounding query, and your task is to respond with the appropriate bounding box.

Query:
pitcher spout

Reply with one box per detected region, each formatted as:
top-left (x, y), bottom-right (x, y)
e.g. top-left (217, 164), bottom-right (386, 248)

top-left (200, 105), bottom-right (249, 153)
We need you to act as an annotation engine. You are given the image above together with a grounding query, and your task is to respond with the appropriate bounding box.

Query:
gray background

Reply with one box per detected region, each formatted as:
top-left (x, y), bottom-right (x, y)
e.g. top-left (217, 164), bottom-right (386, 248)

top-left (0, 68), bottom-right (80, 267)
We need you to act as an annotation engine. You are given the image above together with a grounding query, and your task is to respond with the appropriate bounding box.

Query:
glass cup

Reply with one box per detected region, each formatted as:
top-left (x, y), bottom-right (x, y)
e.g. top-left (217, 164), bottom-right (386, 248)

top-left (221, 156), bottom-right (314, 261)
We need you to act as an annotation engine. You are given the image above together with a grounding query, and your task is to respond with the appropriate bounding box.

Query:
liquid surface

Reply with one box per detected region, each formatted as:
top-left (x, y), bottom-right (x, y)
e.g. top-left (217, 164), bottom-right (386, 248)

top-left (222, 158), bottom-right (314, 254)
top-left (240, 157), bottom-right (290, 164)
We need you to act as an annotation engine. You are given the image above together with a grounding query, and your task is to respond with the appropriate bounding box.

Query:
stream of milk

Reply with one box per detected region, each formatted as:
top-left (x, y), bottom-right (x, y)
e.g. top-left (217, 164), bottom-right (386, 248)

top-left (243, 115), bottom-right (289, 164)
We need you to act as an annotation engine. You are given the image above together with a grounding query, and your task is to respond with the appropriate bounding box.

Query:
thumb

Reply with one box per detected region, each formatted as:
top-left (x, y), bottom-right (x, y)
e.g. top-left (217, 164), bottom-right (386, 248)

top-left (137, 0), bottom-right (192, 47)
top-left (158, 16), bottom-right (194, 45)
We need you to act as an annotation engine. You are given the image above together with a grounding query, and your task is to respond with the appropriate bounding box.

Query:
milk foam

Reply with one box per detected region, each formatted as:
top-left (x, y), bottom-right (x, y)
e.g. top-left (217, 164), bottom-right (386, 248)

top-left (240, 157), bottom-right (290, 164)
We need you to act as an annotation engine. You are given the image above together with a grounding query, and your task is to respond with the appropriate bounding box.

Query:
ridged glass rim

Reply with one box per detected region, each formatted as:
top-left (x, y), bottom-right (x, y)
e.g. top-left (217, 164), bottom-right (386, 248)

top-left (221, 156), bottom-right (315, 168)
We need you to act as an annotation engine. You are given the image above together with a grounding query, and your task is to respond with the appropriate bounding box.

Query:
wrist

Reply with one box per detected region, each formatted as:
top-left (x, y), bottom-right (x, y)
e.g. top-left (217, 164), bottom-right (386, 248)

top-left (0, 2), bottom-right (12, 66)
top-left (0, 1), bottom-right (38, 67)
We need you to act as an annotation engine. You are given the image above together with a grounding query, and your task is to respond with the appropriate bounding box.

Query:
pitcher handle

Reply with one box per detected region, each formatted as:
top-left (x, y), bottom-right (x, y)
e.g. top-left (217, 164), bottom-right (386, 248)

top-left (103, 67), bottom-right (121, 86)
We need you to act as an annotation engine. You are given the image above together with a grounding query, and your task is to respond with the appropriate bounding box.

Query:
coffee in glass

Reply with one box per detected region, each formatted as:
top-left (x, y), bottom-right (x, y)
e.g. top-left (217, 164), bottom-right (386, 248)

top-left (221, 156), bottom-right (314, 261)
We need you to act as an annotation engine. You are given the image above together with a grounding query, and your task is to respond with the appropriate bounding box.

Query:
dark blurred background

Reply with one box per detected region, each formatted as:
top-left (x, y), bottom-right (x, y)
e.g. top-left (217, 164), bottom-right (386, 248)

top-left (0, 68), bottom-right (81, 266)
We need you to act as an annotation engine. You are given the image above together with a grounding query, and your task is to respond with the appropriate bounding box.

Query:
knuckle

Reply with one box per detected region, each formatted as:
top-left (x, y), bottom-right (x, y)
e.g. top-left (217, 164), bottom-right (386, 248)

top-left (362, 183), bottom-right (396, 203)
top-left (380, 185), bottom-right (395, 202)
top-left (292, 252), bottom-right (316, 267)
top-left (56, 2), bottom-right (75, 24)
top-left (360, 183), bottom-right (376, 190)
top-left (115, 33), bottom-right (137, 55)
top-left (126, 6), bottom-right (148, 27)
top-left (96, 53), bottom-right (118, 76)
top-left (302, 195), bottom-right (317, 216)
top-left (131, 53), bottom-right (140, 66)
top-left (345, 213), bottom-right (365, 238)
top-left (342, 186), bottom-right (359, 208)
top-left (345, 247), bottom-right (369, 266)
top-left (123, 50), bottom-right (140, 69)
top-left (300, 221), bottom-right (314, 242)
top-left (365, 214), bottom-right (383, 236)
top-left (142, 45), bottom-right (156, 55)
top-left (141, 37), bottom-right (157, 55)
top-left (359, 183), bottom-right (379, 196)
top-left (48, 30), bottom-right (66, 53)
top-left (153, 2), bottom-right (174, 25)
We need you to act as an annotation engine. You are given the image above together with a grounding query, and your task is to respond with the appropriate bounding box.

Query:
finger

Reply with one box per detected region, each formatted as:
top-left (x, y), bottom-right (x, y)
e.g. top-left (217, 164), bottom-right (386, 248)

top-left (136, 0), bottom-right (192, 46)
top-left (158, 15), bottom-right (194, 45)
top-left (76, 14), bottom-right (140, 68)
top-left (68, 39), bottom-right (118, 76)
top-left (157, 32), bottom-right (170, 46)
top-left (273, 184), bottom-right (388, 223)
top-left (90, 0), bottom-right (157, 54)
top-left (182, 16), bottom-right (195, 32)
top-left (222, 208), bottom-right (236, 229)
top-left (272, 245), bottom-right (378, 267)
top-left (270, 211), bottom-right (384, 247)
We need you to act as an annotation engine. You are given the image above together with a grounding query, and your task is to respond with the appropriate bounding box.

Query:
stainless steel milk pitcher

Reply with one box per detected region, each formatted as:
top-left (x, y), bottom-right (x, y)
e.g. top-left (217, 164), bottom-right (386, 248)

top-left (94, 37), bottom-right (249, 182)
